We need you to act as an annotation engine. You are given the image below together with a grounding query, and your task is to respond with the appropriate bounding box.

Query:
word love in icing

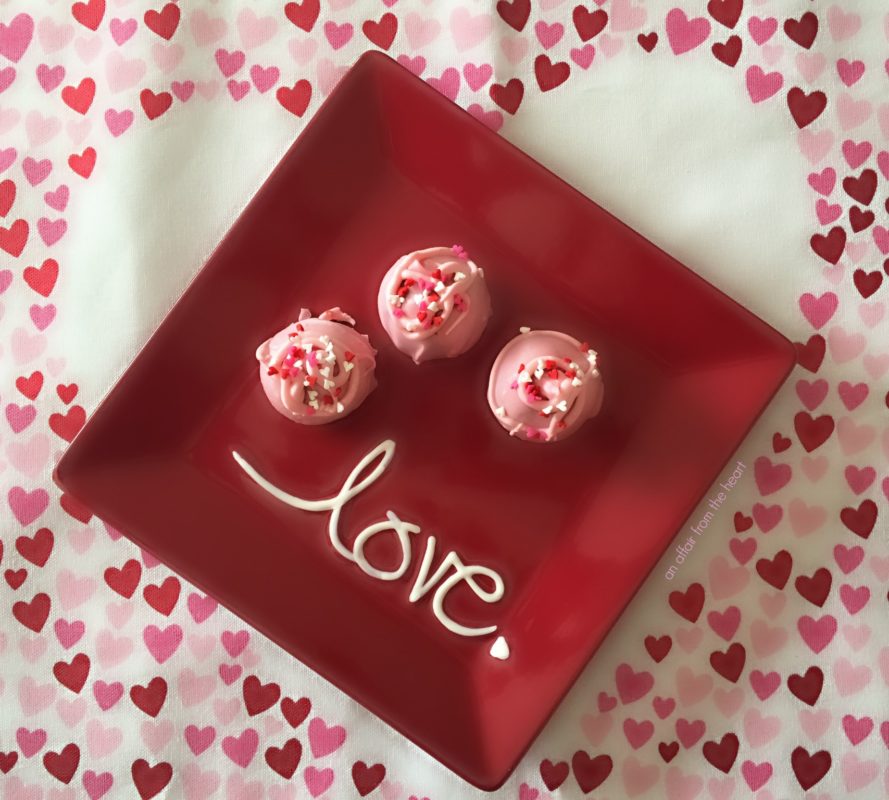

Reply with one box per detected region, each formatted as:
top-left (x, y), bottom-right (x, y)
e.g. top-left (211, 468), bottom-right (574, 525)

top-left (232, 441), bottom-right (510, 659)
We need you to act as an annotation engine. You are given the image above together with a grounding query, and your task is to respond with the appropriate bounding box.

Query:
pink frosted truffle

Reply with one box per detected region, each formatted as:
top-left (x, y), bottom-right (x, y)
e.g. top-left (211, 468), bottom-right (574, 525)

top-left (487, 329), bottom-right (604, 443)
top-left (256, 307), bottom-right (376, 425)
top-left (377, 245), bottom-right (492, 364)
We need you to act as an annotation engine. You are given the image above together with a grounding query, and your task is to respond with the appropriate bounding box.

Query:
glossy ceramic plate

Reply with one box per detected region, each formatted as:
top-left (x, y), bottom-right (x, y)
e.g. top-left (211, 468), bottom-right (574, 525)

top-left (55, 52), bottom-right (796, 790)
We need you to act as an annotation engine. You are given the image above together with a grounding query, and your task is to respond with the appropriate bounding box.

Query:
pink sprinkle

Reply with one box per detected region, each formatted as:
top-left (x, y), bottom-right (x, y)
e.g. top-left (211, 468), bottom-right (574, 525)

top-left (510, 380), bottom-right (519, 390)
top-left (452, 244), bottom-right (468, 259)
top-left (392, 308), bottom-right (405, 318)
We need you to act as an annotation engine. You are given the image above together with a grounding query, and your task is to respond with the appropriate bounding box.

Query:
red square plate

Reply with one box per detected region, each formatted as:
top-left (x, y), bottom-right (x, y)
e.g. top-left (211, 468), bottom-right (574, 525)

top-left (55, 52), bottom-right (795, 790)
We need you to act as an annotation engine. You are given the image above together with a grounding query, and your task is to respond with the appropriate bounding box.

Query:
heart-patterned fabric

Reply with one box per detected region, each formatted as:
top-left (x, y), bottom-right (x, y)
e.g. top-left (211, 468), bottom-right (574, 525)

top-left (0, 0), bottom-right (887, 798)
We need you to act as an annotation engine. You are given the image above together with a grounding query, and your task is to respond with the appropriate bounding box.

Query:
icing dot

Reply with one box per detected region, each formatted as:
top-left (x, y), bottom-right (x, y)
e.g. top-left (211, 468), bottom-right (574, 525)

top-left (489, 636), bottom-right (510, 660)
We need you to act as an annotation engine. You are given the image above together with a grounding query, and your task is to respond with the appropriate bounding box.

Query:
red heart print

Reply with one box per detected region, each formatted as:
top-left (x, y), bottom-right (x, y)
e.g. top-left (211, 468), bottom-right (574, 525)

top-left (103, 558), bottom-right (142, 598)
top-left (362, 13), bottom-right (397, 49)
top-left (842, 168), bottom-right (877, 205)
top-left (53, 652), bottom-right (90, 693)
top-left (658, 741), bottom-right (679, 762)
top-left (707, 0), bottom-right (742, 29)
top-left (794, 567), bottom-right (831, 606)
top-left (281, 696), bottom-right (311, 727)
top-left (572, 7), bottom-right (608, 41)
top-left (794, 335), bottom-right (825, 372)
top-left (637, 32), bottom-right (658, 51)
top-left (16, 527), bottom-right (53, 566)
top-left (140, 89), bottom-right (173, 120)
top-left (285, 0), bottom-right (320, 33)
top-left (849, 209), bottom-right (875, 233)
top-left (755, 550), bottom-right (792, 589)
top-left (71, 0), bottom-right (105, 31)
top-left (23, 258), bottom-right (59, 297)
top-left (539, 759), bottom-right (569, 790)
top-left (676, 718), bottom-right (706, 748)
top-left (144, 4), bottom-right (180, 41)
top-left (840, 500), bottom-right (876, 538)
top-left (534, 55), bottom-right (570, 91)
top-left (712, 36), bottom-right (741, 67)
top-left (13, 591), bottom-right (51, 632)
top-left (352, 761), bottom-right (386, 796)
top-left (702, 732), bottom-right (739, 773)
top-left (496, 0), bottom-right (531, 32)
top-left (49, 405), bottom-right (86, 441)
top-left (793, 411), bottom-right (834, 452)
top-left (709, 642), bottom-right (745, 683)
top-left (783, 12), bottom-right (818, 49)
top-left (61, 78), bottom-right (95, 115)
top-left (43, 743), bottom-right (79, 784)
top-left (130, 759), bottom-right (172, 799)
top-left (787, 665), bottom-right (823, 705)
top-left (142, 576), bottom-right (180, 616)
top-left (644, 634), bottom-right (672, 662)
top-left (790, 746), bottom-right (831, 790)
top-left (130, 677), bottom-right (167, 717)
top-left (490, 79), bottom-right (524, 114)
top-left (570, 751), bottom-right (612, 792)
top-left (276, 80), bottom-right (312, 117)
top-left (243, 675), bottom-right (281, 716)
top-left (68, 147), bottom-right (96, 178)
top-left (787, 87), bottom-right (827, 128)
top-left (0, 218), bottom-right (28, 256)
top-left (265, 739), bottom-right (302, 779)
top-left (669, 582), bottom-right (705, 622)
top-left (0, 178), bottom-right (15, 215)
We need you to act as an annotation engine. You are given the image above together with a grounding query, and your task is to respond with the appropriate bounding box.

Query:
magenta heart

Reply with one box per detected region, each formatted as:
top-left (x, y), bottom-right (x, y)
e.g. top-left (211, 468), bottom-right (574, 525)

top-left (215, 48), bottom-right (246, 77)
top-left (184, 724), bottom-right (216, 755)
top-left (463, 62), bottom-right (492, 90)
top-left (839, 584), bottom-right (869, 614)
top-left (110, 18), bottom-right (137, 46)
top-left (747, 15), bottom-right (777, 45)
top-left (36, 64), bottom-right (65, 93)
top-left (665, 8), bottom-right (710, 55)
top-left (0, 66), bottom-right (16, 94)
top-left (22, 157), bottom-right (51, 185)
top-left (92, 680), bottom-right (124, 711)
top-left (807, 167), bottom-right (836, 195)
top-left (741, 760), bottom-right (772, 791)
top-left (652, 695), bottom-right (675, 718)
top-left (837, 58), bottom-right (864, 86)
top-left (143, 623), bottom-right (183, 663)
top-left (833, 543), bottom-right (864, 573)
top-left (675, 717), bottom-right (705, 748)
top-left (222, 727), bottom-right (258, 767)
top-left (814, 198), bottom-right (841, 225)
top-left (172, 81), bottom-right (195, 102)
top-left (571, 44), bottom-right (596, 69)
top-left (304, 766), bottom-right (334, 798)
top-left (729, 536), bottom-right (756, 564)
top-left (745, 66), bottom-right (783, 103)
top-left (396, 55), bottom-right (426, 76)
top-left (37, 217), bottom-right (65, 246)
top-left (8, 486), bottom-right (49, 526)
top-left (218, 663), bottom-right (242, 685)
top-left (227, 79), bottom-right (250, 101)
top-left (797, 614), bottom-right (837, 653)
top-left (308, 717), bottom-right (347, 757)
top-left (753, 457), bottom-right (791, 496)
top-left (44, 184), bottom-right (69, 211)
top-left (6, 402), bottom-right (36, 433)
top-left (844, 465), bottom-right (875, 493)
top-left (749, 669), bottom-right (780, 700)
top-left (187, 592), bottom-right (217, 623)
top-left (82, 769), bottom-right (113, 800)
top-left (842, 714), bottom-right (873, 745)
top-left (877, 150), bottom-right (889, 180)
top-left (250, 64), bottom-right (279, 93)
top-left (841, 138), bottom-right (872, 168)
top-left (0, 147), bottom-right (17, 173)
top-left (29, 303), bottom-right (56, 331)
top-left (623, 717), bottom-right (654, 748)
top-left (707, 606), bottom-right (741, 640)
top-left (466, 103), bottom-right (503, 131)
top-left (427, 67), bottom-right (460, 101)
top-left (0, 13), bottom-right (34, 63)
top-left (837, 381), bottom-right (868, 410)
top-left (324, 21), bottom-right (353, 50)
top-left (615, 662), bottom-right (654, 704)
top-left (795, 378), bottom-right (828, 410)
top-left (221, 629), bottom-right (249, 657)
top-left (798, 291), bottom-right (838, 329)
top-left (535, 20), bottom-right (564, 48)
top-left (104, 109), bottom-right (133, 138)
top-left (15, 727), bottom-right (46, 757)
top-left (752, 502), bottom-right (782, 531)
top-left (0, 269), bottom-right (12, 293)
top-left (54, 618), bottom-right (85, 648)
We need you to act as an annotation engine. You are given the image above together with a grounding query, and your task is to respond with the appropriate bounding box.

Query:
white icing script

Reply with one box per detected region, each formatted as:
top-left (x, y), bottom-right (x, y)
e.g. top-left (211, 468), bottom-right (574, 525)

top-left (232, 441), bottom-right (509, 654)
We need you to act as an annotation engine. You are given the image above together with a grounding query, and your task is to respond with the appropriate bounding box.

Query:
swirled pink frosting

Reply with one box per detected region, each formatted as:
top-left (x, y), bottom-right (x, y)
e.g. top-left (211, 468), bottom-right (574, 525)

top-left (487, 329), bottom-right (604, 443)
top-left (377, 245), bottom-right (492, 364)
top-left (256, 308), bottom-right (376, 425)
